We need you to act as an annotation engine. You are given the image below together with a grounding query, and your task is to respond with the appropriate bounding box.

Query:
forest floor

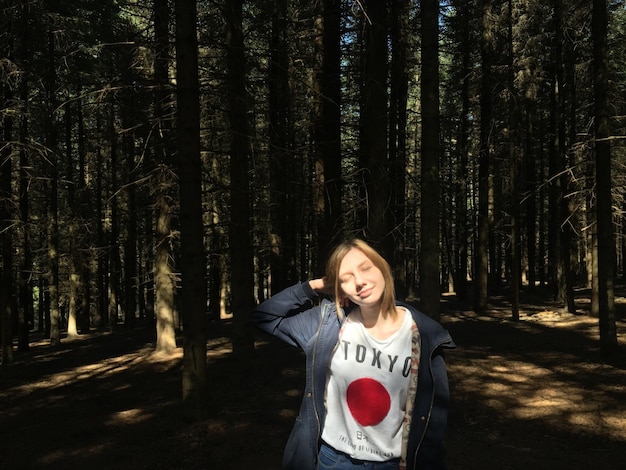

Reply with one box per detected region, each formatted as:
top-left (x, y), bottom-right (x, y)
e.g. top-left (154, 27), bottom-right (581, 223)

top-left (1, 285), bottom-right (626, 470)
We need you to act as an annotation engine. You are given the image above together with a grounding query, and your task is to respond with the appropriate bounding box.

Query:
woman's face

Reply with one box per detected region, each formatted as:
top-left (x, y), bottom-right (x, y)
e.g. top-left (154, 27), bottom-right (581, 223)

top-left (338, 248), bottom-right (386, 308)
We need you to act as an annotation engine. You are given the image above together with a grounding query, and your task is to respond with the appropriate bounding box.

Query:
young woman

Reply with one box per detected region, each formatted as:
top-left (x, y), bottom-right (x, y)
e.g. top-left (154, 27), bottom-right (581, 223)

top-left (251, 239), bottom-right (455, 470)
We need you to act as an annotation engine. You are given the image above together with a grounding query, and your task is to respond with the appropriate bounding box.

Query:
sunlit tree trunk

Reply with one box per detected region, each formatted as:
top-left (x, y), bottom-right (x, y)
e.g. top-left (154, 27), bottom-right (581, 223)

top-left (65, 99), bottom-right (79, 338)
top-left (175, 0), bottom-right (209, 418)
top-left (154, 165), bottom-right (177, 353)
top-left (153, 0), bottom-right (177, 353)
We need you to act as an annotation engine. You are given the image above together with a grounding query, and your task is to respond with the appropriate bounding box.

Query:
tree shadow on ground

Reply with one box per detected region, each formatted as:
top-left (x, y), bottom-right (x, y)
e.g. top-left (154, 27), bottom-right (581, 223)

top-left (442, 285), bottom-right (626, 470)
top-left (1, 286), bottom-right (625, 469)
top-left (0, 325), bottom-right (306, 469)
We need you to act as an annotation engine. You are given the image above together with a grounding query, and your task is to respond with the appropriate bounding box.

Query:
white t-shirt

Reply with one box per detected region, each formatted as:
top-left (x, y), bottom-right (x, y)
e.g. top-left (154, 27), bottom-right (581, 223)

top-left (321, 308), bottom-right (413, 461)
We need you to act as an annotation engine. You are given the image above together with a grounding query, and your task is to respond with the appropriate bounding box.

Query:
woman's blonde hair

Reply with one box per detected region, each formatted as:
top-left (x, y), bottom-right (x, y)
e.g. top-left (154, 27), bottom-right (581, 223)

top-left (324, 239), bottom-right (397, 318)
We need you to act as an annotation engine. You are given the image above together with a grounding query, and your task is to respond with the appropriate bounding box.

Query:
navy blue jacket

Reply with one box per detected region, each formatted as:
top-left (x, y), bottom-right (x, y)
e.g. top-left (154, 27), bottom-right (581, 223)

top-left (251, 282), bottom-right (455, 470)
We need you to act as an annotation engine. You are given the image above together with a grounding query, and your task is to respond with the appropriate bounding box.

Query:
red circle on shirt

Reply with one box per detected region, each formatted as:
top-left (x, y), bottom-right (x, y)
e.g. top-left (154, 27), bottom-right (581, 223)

top-left (346, 378), bottom-right (391, 426)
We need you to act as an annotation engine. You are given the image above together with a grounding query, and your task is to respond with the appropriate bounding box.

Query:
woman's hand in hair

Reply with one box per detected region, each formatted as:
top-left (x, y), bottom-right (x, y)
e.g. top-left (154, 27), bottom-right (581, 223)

top-left (309, 278), bottom-right (331, 295)
top-left (309, 278), bottom-right (350, 307)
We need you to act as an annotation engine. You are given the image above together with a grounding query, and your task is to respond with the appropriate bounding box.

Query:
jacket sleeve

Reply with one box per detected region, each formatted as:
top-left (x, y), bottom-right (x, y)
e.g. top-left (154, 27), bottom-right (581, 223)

top-left (250, 281), bottom-right (325, 349)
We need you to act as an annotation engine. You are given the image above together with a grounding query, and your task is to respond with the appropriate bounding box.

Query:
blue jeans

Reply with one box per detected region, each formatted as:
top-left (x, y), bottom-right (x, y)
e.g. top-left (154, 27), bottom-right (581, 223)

top-left (317, 443), bottom-right (400, 470)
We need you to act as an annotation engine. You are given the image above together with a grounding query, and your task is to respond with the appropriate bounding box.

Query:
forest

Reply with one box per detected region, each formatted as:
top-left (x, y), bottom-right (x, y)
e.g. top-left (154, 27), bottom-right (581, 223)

top-left (1, 0), bottom-right (626, 468)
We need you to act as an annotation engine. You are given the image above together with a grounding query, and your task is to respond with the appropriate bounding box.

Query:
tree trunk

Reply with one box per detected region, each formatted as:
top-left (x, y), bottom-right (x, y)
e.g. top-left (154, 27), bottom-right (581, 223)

top-left (95, 138), bottom-right (106, 328)
top-left (322, 0), bottom-right (342, 262)
top-left (524, 97), bottom-right (537, 292)
top-left (46, 30), bottom-right (61, 347)
top-left (420, 0), bottom-right (441, 319)
top-left (175, 0), bottom-right (209, 418)
top-left (454, 0), bottom-right (471, 303)
top-left (143, 207), bottom-right (155, 327)
top-left (592, 0), bottom-right (618, 358)
top-left (47, 136), bottom-right (61, 346)
top-left (538, 128), bottom-right (547, 287)
top-left (18, 106), bottom-right (32, 351)
top-left (108, 106), bottom-right (120, 331)
top-left (390, 0), bottom-right (409, 299)
top-left (17, 8), bottom-right (32, 351)
top-left (65, 100), bottom-right (79, 338)
top-left (475, 0), bottom-right (494, 314)
top-left (225, 0), bottom-right (255, 357)
top-left (153, 0), bottom-right (177, 353)
top-left (314, 0), bottom-right (342, 267)
top-left (507, 0), bottom-right (520, 321)
top-left (154, 166), bottom-right (178, 352)
top-left (269, 0), bottom-right (293, 293)
top-left (551, 0), bottom-right (575, 312)
top-left (207, 200), bottom-right (225, 320)
top-left (360, 0), bottom-right (391, 257)
top-left (123, 117), bottom-right (137, 329)
top-left (1, 77), bottom-right (15, 363)
top-left (76, 87), bottom-right (91, 333)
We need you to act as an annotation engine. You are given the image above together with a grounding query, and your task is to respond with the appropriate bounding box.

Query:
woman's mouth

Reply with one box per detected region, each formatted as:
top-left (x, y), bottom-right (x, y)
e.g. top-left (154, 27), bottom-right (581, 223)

top-left (358, 288), bottom-right (373, 298)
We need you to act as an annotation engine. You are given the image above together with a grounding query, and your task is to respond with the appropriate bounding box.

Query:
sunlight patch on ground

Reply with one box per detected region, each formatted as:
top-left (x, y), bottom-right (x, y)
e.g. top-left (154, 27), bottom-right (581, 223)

top-left (522, 310), bottom-right (576, 321)
top-left (488, 363), bottom-right (553, 382)
top-left (0, 350), bottom-right (156, 401)
top-left (205, 418), bottom-right (229, 431)
top-left (451, 354), bottom-right (626, 441)
top-left (279, 409), bottom-right (297, 418)
top-left (105, 408), bottom-right (153, 425)
top-left (207, 337), bottom-right (233, 356)
top-left (150, 348), bottom-right (183, 361)
top-left (603, 414), bottom-right (626, 431)
top-left (37, 444), bottom-right (108, 466)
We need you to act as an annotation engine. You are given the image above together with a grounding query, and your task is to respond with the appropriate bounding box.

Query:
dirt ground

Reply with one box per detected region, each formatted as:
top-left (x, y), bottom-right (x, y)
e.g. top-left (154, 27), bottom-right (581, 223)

top-left (1, 287), bottom-right (625, 470)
